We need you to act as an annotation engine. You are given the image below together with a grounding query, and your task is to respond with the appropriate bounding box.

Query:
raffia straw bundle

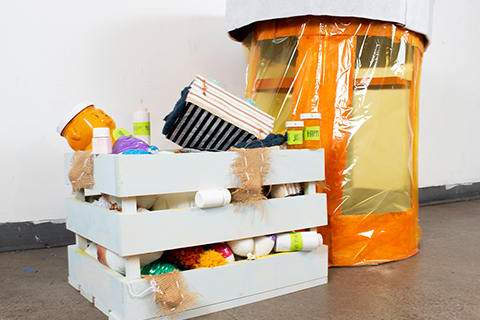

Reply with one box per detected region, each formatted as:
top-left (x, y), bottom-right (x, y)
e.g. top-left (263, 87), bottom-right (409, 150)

top-left (230, 147), bottom-right (271, 214)
top-left (68, 151), bottom-right (95, 192)
top-left (143, 270), bottom-right (197, 319)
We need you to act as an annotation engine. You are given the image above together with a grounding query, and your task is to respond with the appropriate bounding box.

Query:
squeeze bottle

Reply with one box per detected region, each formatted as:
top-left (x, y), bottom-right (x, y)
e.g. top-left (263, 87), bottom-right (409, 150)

top-left (133, 108), bottom-right (150, 145)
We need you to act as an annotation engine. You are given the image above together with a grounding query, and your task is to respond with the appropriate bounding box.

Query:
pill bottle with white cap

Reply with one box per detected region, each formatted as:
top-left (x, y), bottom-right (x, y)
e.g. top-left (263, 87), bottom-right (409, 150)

top-left (56, 101), bottom-right (116, 151)
top-left (285, 121), bottom-right (304, 149)
top-left (275, 231), bottom-right (323, 252)
top-left (133, 107), bottom-right (150, 145)
top-left (92, 127), bottom-right (112, 154)
top-left (195, 189), bottom-right (231, 209)
top-left (300, 113), bottom-right (321, 149)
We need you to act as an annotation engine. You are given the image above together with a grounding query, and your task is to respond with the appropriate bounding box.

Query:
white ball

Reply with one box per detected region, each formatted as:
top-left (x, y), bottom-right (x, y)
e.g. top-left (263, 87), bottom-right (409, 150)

top-left (253, 236), bottom-right (275, 258)
top-left (227, 238), bottom-right (254, 257)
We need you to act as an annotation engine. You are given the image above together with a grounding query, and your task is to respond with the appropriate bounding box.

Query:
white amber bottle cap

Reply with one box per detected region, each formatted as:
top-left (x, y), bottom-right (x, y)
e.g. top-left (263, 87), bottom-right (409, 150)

top-left (300, 113), bottom-right (322, 119)
top-left (285, 121), bottom-right (304, 128)
top-left (56, 100), bottom-right (94, 135)
top-left (93, 127), bottom-right (111, 138)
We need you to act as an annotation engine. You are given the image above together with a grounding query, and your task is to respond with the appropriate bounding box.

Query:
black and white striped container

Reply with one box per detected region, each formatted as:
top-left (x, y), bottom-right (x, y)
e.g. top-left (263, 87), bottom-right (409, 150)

top-left (163, 75), bottom-right (274, 151)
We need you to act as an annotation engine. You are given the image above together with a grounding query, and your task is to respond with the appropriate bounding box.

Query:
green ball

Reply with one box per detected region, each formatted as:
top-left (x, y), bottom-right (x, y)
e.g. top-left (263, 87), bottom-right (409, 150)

top-left (141, 260), bottom-right (179, 275)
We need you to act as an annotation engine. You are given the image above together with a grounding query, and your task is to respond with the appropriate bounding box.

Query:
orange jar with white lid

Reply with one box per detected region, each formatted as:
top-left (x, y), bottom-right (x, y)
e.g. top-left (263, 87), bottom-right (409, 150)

top-left (300, 113), bottom-right (321, 149)
top-left (56, 101), bottom-right (116, 151)
top-left (285, 121), bottom-right (304, 149)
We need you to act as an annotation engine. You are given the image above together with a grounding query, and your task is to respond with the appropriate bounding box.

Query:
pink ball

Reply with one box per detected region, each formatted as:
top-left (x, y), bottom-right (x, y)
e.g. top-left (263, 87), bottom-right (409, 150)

top-left (210, 243), bottom-right (235, 263)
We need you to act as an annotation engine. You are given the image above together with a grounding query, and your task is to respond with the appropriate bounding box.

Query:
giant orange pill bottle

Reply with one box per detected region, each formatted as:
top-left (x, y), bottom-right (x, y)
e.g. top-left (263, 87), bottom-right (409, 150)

top-left (57, 101), bottom-right (116, 151)
top-left (285, 121), bottom-right (304, 149)
top-left (300, 113), bottom-right (321, 149)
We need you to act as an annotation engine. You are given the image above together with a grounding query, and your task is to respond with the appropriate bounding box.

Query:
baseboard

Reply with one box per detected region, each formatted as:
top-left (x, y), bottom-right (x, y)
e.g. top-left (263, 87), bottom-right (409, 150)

top-left (1, 183), bottom-right (479, 252)
top-left (418, 182), bottom-right (480, 206)
top-left (0, 221), bottom-right (75, 253)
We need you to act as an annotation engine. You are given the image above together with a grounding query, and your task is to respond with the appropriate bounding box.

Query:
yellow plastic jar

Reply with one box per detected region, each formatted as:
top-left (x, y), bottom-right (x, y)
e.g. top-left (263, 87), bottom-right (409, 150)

top-left (57, 101), bottom-right (116, 151)
top-left (300, 113), bottom-right (321, 149)
top-left (285, 121), bottom-right (304, 149)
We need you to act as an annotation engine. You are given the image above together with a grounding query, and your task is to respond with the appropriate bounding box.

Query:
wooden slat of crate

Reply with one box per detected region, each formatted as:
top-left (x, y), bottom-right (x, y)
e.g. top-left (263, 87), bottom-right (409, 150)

top-left (66, 193), bottom-right (327, 256)
top-left (64, 149), bottom-right (325, 197)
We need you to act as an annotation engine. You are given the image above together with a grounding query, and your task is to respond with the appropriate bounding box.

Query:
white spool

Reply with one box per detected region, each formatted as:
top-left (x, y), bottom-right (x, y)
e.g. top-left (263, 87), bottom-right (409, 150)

top-left (275, 231), bottom-right (323, 252)
top-left (106, 251), bottom-right (163, 276)
top-left (85, 243), bottom-right (98, 259)
top-left (195, 189), bottom-right (231, 208)
top-left (93, 244), bottom-right (163, 276)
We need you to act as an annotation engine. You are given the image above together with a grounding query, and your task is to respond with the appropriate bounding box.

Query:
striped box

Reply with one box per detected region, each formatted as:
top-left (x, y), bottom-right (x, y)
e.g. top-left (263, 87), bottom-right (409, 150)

top-left (163, 75), bottom-right (275, 151)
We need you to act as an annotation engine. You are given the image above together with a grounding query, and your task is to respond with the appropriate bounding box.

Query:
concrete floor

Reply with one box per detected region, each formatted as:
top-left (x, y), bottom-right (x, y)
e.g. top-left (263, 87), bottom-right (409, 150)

top-left (1, 199), bottom-right (479, 320)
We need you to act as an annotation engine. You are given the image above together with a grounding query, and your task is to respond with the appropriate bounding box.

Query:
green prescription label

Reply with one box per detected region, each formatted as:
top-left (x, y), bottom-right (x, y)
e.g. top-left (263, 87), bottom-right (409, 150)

top-left (287, 130), bottom-right (303, 145)
top-left (134, 122), bottom-right (150, 135)
top-left (113, 128), bottom-right (134, 140)
top-left (290, 232), bottom-right (303, 251)
top-left (304, 126), bottom-right (320, 141)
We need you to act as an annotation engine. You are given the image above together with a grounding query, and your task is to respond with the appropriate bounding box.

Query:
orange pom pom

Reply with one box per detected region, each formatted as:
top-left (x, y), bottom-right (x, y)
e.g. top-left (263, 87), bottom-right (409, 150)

top-left (163, 246), bottom-right (204, 270)
top-left (193, 249), bottom-right (228, 269)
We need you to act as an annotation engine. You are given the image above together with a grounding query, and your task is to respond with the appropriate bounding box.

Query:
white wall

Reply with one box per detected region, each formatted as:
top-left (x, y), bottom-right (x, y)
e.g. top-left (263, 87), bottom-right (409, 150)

top-left (418, 0), bottom-right (480, 188)
top-left (0, 1), bottom-right (247, 223)
top-left (0, 0), bottom-right (477, 223)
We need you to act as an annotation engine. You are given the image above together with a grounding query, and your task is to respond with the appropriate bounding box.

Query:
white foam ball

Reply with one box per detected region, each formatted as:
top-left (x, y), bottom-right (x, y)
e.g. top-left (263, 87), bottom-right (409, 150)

top-left (253, 236), bottom-right (275, 258)
top-left (227, 238), bottom-right (254, 257)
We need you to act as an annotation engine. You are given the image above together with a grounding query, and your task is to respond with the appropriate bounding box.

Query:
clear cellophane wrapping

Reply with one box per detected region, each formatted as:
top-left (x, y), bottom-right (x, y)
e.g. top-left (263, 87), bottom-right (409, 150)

top-left (240, 17), bottom-right (425, 266)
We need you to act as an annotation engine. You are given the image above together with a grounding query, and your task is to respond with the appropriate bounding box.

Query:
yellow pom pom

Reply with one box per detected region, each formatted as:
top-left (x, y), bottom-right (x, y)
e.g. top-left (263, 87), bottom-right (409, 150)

top-left (193, 249), bottom-right (227, 269)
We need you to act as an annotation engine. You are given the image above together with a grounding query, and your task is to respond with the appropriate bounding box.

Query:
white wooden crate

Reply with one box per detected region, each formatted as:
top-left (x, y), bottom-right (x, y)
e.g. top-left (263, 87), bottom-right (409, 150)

top-left (65, 149), bottom-right (328, 320)
top-left (68, 245), bottom-right (328, 320)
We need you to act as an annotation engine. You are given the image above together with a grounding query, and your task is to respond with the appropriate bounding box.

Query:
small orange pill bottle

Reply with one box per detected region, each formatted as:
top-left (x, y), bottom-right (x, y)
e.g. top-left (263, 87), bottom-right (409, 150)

top-left (57, 101), bottom-right (116, 151)
top-left (300, 113), bottom-right (321, 149)
top-left (285, 121), bottom-right (304, 149)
